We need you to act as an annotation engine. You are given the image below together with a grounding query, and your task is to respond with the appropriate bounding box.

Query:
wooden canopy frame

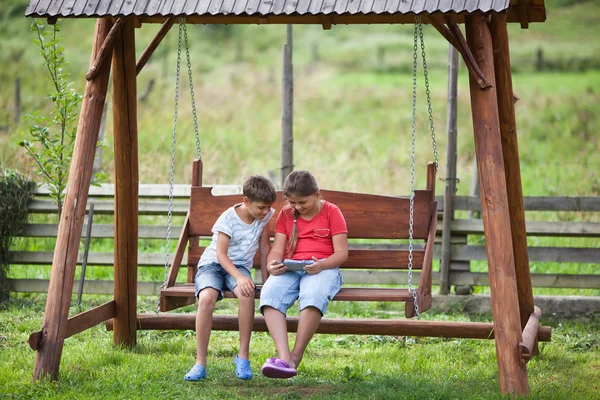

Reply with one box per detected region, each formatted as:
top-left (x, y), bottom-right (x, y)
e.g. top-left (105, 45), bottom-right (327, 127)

top-left (26, 0), bottom-right (548, 395)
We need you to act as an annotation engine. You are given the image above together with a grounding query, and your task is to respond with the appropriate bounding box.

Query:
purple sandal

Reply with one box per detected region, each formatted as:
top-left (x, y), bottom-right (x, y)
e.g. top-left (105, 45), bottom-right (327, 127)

top-left (261, 358), bottom-right (297, 379)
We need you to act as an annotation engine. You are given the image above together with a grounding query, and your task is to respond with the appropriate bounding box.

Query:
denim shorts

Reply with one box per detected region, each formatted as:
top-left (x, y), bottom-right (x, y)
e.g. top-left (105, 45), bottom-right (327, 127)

top-left (194, 262), bottom-right (252, 300)
top-left (259, 268), bottom-right (343, 316)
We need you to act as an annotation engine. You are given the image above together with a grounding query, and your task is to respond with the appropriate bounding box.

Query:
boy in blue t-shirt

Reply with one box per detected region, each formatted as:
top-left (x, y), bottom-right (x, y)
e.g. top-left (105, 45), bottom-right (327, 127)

top-left (184, 175), bottom-right (276, 382)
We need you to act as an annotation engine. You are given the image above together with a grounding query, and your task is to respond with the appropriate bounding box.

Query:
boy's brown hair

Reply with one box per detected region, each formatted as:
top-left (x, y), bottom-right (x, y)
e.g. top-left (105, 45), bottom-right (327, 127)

top-left (243, 175), bottom-right (277, 204)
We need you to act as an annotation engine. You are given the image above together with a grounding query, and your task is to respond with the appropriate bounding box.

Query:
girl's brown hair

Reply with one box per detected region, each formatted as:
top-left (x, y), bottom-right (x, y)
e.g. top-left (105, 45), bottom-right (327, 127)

top-left (283, 170), bottom-right (320, 258)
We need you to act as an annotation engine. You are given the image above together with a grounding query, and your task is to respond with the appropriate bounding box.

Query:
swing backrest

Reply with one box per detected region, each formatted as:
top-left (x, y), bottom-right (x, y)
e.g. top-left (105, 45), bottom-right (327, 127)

top-left (185, 161), bottom-right (437, 272)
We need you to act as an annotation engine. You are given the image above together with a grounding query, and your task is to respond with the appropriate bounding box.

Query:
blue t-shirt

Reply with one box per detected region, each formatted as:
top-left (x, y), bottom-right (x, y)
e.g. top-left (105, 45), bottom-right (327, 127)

top-left (198, 204), bottom-right (274, 270)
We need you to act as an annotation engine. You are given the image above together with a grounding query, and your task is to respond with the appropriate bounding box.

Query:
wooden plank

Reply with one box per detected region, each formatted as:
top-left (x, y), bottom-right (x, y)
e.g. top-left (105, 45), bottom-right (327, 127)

top-left (20, 223), bottom-right (180, 239)
top-left (452, 196), bottom-right (600, 212)
top-left (466, 13), bottom-right (528, 395)
top-left (33, 18), bottom-right (113, 382)
top-left (111, 17), bottom-right (138, 347)
top-left (11, 270), bottom-right (600, 298)
top-left (490, 13), bottom-right (534, 338)
top-left (161, 283), bottom-right (414, 302)
top-left (105, 313), bottom-right (552, 342)
top-left (33, 183), bottom-right (242, 198)
top-left (187, 248), bottom-right (426, 270)
top-left (189, 187), bottom-right (435, 239)
top-left (450, 219), bottom-right (600, 237)
top-left (20, 218), bottom-right (600, 239)
top-left (11, 244), bottom-right (600, 266)
top-left (450, 272), bottom-right (600, 289)
top-left (29, 301), bottom-right (116, 351)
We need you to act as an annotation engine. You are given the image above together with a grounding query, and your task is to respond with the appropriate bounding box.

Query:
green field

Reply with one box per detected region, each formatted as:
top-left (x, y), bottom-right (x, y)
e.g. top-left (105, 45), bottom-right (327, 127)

top-left (0, 0), bottom-right (599, 398)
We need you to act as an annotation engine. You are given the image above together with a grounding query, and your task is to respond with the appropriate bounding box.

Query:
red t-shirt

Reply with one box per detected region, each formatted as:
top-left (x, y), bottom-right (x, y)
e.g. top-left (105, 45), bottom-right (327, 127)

top-left (275, 201), bottom-right (348, 260)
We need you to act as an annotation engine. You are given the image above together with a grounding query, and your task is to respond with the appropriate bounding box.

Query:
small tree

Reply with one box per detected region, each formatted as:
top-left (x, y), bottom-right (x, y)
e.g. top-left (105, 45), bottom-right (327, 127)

top-left (20, 20), bottom-right (105, 218)
top-left (0, 169), bottom-right (36, 304)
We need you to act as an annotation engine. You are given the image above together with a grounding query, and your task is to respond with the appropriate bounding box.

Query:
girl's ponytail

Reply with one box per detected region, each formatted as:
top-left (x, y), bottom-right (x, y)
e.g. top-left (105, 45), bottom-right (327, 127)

top-left (287, 209), bottom-right (300, 258)
top-left (283, 170), bottom-right (319, 258)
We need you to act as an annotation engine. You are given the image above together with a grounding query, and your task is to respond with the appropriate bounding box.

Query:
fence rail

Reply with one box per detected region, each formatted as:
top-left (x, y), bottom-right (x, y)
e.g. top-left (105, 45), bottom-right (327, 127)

top-left (8, 185), bottom-right (600, 294)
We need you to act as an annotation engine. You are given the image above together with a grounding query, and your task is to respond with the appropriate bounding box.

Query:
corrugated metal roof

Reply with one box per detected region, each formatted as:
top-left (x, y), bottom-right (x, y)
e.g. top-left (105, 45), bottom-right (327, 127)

top-left (26, 0), bottom-right (511, 18)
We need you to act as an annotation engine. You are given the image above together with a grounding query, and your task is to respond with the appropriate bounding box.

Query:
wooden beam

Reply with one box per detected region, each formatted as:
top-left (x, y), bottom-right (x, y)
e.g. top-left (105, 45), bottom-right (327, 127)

top-left (86, 18), bottom-right (125, 81)
top-left (33, 18), bottom-right (113, 381)
top-left (519, 306), bottom-right (542, 364)
top-left (518, 0), bottom-right (530, 29)
top-left (111, 17), bottom-right (138, 347)
top-left (106, 313), bottom-right (552, 341)
top-left (29, 301), bottom-right (116, 350)
top-left (445, 15), bottom-right (492, 90)
top-left (490, 13), bottom-right (535, 349)
top-left (465, 13), bottom-right (529, 395)
top-left (439, 44), bottom-right (459, 295)
top-left (136, 18), bottom-right (175, 76)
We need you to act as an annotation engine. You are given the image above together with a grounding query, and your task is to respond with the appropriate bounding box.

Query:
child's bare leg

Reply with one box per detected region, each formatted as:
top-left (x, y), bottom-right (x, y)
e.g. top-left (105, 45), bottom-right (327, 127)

top-left (195, 288), bottom-right (220, 365)
top-left (291, 306), bottom-right (322, 367)
top-left (263, 306), bottom-right (295, 368)
top-left (234, 287), bottom-right (255, 360)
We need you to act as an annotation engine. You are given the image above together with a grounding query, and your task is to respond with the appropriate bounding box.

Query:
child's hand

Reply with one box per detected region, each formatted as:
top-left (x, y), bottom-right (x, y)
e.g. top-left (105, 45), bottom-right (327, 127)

top-left (267, 260), bottom-right (286, 276)
top-left (236, 275), bottom-right (255, 297)
top-left (304, 256), bottom-right (324, 275)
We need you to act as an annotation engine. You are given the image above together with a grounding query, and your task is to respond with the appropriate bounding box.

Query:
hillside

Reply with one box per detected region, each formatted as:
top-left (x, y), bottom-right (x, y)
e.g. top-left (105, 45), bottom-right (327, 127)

top-left (0, 0), bottom-right (598, 196)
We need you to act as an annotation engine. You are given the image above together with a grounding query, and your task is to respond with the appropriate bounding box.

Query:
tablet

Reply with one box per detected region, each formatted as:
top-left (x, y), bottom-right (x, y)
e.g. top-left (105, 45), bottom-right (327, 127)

top-left (283, 259), bottom-right (313, 272)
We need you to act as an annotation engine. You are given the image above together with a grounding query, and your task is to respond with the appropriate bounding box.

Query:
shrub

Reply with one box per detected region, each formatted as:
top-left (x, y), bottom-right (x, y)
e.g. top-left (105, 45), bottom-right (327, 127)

top-left (0, 169), bottom-right (36, 303)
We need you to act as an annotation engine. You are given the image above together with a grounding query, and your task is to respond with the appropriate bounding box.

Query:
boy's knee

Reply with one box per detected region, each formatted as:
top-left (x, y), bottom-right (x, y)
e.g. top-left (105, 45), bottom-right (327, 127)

top-left (197, 288), bottom-right (219, 309)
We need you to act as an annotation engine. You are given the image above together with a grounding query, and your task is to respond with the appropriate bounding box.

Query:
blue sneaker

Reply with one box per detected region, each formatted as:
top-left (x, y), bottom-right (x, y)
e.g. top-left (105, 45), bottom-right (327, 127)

top-left (234, 355), bottom-right (253, 380)
top-left (184, 364), bottom-right (207, 381)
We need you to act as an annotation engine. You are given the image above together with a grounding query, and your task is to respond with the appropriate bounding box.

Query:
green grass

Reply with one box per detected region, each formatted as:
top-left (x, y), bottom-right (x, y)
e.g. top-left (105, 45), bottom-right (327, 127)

top-left (1, 295), bottom-right (599, 399)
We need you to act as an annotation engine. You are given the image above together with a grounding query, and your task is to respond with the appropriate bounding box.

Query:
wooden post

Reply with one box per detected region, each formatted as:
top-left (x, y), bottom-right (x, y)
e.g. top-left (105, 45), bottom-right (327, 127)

top-left (33, 18), bottom-right (113, 380)
top-left (281, 25), bottom-right (293, 186)
top-left (14, 78), bottom-right (21, 124)
top-left (465, 14), bottom-right (529, 395)
top-left (439, 44), bottom-right (459, 295)
top-left (111, 17), bottom-right (138, 347)
top-left (490, 14), bottom-right (536, 345)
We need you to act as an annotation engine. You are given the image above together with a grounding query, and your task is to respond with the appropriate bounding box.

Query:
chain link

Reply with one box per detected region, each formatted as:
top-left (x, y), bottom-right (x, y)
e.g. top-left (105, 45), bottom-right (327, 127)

top-left (407, 17), bottom-right (419, 318)
top-left (156, 20), bottom-right (185, 315)
top-left (419, 21), bottom-right (439, 172)
top-left (183, 23), bottom-right (202, 159)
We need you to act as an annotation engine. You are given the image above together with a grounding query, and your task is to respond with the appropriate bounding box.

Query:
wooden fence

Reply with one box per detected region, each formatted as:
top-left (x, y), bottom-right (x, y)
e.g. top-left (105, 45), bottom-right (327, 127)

top-left (8, 184), bottom-right (600, 295)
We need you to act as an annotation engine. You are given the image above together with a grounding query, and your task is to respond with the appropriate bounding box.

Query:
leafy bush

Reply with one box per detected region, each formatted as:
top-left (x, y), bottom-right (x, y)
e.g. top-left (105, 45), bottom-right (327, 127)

top-left (20, 20), bottom-right (104, 218)
top-left (0, 169), bottom-right (35, 303)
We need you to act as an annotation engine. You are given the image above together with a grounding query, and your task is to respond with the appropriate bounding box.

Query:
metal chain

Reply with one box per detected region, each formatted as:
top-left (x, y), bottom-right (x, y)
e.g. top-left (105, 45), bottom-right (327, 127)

top-left (182, 23), bottom-right (202, 159)
top-left (156, 20), bottom-right (184, 315)
top-left (419, 21), bottom-right (439, 172)
top-left (407, 16), bottom-right (419, 318)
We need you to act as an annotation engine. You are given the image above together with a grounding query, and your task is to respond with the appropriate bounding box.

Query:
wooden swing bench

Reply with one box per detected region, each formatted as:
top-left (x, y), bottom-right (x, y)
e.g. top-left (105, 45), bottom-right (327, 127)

top-left (144, 160), bottom-right (434, 326)
top-left (117, 161), bottom-right (552, 342)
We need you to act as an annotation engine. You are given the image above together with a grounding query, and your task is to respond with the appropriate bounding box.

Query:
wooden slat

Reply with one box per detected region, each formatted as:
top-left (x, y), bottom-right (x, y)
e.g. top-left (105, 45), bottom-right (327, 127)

top-left (189, 187), bottom-right (434, 239)
top-left (11, 271), bottom-right (600, 297)
top-left (450, 219), bottom-right (600, 237)
top-left (187, 248), bottom-right (426, 270)
top-left (452, 196), bottom-right (600, 212)
top-left (161, 283), bottom-right (414, 302)
top-left (10, 245), bottom-right (600, 266)
top-left (28, 301), bottom-right (116, 350)
top-left (105, 313), bottom-right (552, 342)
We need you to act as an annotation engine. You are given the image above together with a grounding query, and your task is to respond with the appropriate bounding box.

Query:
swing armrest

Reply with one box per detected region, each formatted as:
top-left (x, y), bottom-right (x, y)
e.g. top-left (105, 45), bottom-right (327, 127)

top-left (166, 213), bottom-right (190, 288)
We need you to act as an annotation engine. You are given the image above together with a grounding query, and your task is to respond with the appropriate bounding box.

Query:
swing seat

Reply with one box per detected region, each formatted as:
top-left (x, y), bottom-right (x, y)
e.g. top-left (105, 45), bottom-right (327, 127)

top-left (160, 160), bottom-right (437, 319)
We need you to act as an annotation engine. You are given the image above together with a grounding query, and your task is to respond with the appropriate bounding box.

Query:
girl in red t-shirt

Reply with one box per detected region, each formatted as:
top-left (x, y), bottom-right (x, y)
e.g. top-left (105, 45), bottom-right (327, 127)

top-left (259, 170), bottom-right (348, 379)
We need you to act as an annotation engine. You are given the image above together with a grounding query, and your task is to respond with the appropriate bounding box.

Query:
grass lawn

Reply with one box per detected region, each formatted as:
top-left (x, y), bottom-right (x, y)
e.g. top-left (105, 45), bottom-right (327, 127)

top-left (1, 295), bottom-right (599, 399)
